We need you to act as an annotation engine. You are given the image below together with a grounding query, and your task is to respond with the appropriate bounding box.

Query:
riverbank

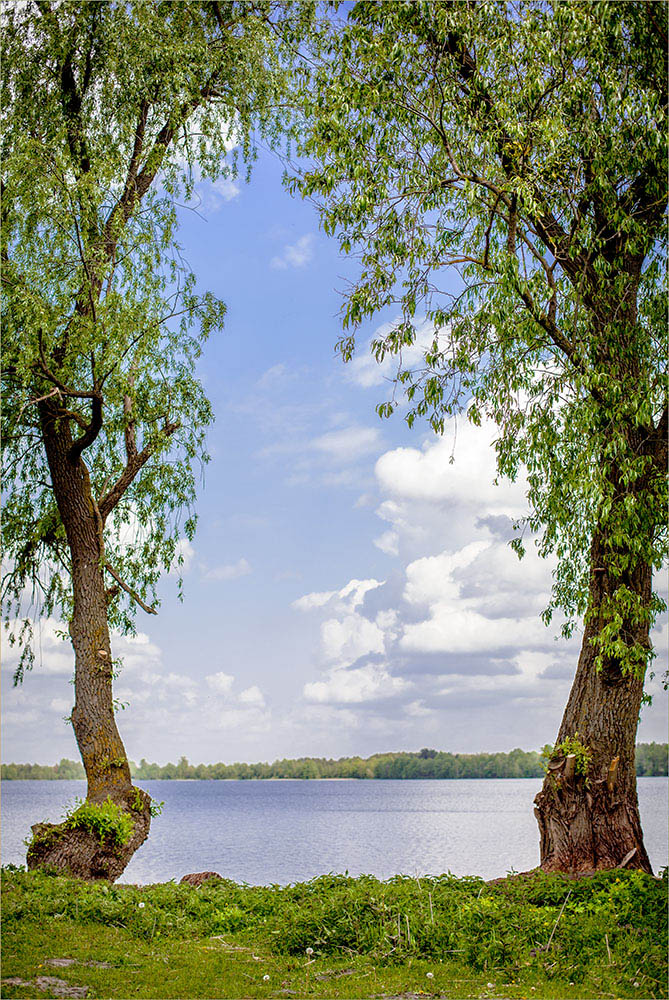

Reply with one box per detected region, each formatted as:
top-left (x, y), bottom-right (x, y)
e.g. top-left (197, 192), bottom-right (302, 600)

top-left (2, 866), bottom-right (666, 999)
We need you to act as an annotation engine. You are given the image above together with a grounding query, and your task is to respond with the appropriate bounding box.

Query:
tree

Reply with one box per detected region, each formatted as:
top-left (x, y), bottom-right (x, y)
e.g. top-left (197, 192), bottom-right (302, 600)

top-left (1, 0), bottom-right (312, 880)
top-left (292, 1), bottom-right (667, 873)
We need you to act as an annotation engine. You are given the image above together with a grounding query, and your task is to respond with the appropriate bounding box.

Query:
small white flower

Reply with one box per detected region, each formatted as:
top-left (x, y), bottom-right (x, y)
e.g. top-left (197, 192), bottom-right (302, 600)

top-left (263, 974), bottom-right (270, 982)
top-left (569, 983), bottom-right (575, 987)
top-left (138, 902), bottom-right (145, 909)
top-left (487, 984), bottom-right (494, 990)
top-left (633, 984), bottom-right (640, 989)
top-left (426, 972), bottom-right (434, 979)
top-left (306, 947), bottom-right (314, 956)
top-left (252, 955), bottom-right (260, 961)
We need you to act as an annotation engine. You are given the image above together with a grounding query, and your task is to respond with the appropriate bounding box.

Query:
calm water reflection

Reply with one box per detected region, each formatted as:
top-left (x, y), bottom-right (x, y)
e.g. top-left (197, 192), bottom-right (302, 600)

top-left (2, 777), bottom-right (666, 884)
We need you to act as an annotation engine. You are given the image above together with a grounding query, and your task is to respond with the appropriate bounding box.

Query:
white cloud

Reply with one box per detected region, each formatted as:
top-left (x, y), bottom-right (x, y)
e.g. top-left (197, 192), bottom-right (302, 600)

top-left (403, 542), bottom-right (489, 608)
top-left (206, 671), bottom-right (235, 695)
top-left (312, 426), bottom-right (383, 463)
top-left (322, 614), bottom-right (385, 665)
top-left (210, 176), bottom-right (241, 202)
top-left (294, 578), bottom-right (382, 615)
top-left (204, 557), bottom-right (251, 582)
top-left (374, 530), bottom-right (399, 556)
top-left (375, 417), bottom-right (528, 516)
top-left (239, 685), bottom-right (265, 708)
top-left (270, 234), bottom-right (315, 270)
top-left (304, 662), bottom-right (410, 705)
top-left (290, 413), bottom-right (583, 740)
top-left (400, 608), bottom-right (550, 656)
top-left (292, 589), bottom-right (337, 612)
top-left (113, 631), bottom-right (163, 675)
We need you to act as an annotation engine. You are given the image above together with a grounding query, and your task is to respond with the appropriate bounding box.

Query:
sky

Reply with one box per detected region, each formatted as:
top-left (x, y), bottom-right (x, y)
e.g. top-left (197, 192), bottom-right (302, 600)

top-left (3, 143), bottom-right (667, 767)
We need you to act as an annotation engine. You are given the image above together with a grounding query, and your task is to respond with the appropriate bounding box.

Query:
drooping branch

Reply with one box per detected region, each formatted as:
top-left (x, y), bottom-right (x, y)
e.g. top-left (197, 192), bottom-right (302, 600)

top-left (104, 562), bottom-right (157, 615)
top-left (426, 23), bottom-right (604, 306)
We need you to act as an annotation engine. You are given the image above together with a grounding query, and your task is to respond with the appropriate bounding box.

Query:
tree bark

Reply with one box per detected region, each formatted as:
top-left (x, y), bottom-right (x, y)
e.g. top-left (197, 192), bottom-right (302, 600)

top-left (534, 527), bottom-right (653, 874)
top-left (27, 402), bottom-right (151, 880)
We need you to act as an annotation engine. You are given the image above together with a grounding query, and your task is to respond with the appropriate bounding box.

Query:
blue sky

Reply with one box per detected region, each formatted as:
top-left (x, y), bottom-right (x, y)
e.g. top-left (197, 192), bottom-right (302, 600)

top-left (3, 143), bottom-right (667, 766)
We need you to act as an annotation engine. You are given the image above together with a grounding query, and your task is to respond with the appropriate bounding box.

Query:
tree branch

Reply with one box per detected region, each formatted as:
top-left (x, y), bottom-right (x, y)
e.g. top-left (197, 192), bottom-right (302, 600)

top-left (68, 393), bottom-right (103, 461)
top-left (98, 419), bottom-right (180, 519)
top-left (104, 562), bottom-right (158, 615)
top-left (36, 334), bottom-right (99, 400)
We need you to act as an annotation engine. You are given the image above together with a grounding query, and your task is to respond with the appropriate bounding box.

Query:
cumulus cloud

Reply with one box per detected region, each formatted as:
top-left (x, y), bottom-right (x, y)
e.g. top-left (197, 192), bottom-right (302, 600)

top-left (290, 416), bottom-right (588, 741)
top-left (321, 614), bottom-right (385, 665)
top-left (375, 418), bottom-right (528, 516)
top-left (304, 661), bottom-right (410, 704)
top-left (239, 685), bottom-right (265, 708)
top-left (206, 671), bottom-right (235, 695)
top-left (270, 234), bottom-right (315, 270)
top-left (294, 578), bottom-right (383, 615)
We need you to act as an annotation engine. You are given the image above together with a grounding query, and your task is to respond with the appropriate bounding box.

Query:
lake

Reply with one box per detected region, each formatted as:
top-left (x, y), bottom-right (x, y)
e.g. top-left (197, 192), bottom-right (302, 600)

top-left (2, 777), bottom-right (666, 884)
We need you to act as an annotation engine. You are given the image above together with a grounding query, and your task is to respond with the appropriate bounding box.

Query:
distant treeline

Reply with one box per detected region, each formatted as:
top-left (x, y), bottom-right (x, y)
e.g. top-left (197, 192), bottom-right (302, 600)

top-left (3, 743), bottom-right (667, 781)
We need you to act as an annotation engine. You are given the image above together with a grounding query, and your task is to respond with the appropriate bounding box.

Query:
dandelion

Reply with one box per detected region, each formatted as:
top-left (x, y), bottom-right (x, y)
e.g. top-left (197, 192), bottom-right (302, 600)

top-left (263, 974), bottom-right (270, 982)
top-left (306, 947), bottom-right (314, 957)
top-left (426, 972), bottom-right (434, 979)
top-left (138, 902), bottom-right (145, 909)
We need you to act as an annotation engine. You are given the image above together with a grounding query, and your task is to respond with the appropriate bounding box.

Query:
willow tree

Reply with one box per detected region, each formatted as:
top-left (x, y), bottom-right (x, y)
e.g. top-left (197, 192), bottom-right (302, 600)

top-left (1, 0), bottom-right (311, 880)
top-left (293, 1), bottom-right (667, 872)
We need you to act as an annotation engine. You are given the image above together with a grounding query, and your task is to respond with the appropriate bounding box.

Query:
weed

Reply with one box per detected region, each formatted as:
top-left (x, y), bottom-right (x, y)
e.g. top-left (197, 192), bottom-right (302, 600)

top-left (542, 733), bottom-right (592, 778)
top-left (64, 797), bottom-right (135, 847)
top-left (1, 866), bottom-right (667, 997)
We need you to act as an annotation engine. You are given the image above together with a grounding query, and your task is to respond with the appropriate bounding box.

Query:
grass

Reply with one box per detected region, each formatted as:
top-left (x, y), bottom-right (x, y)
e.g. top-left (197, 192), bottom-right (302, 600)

top-left (2, 865), bottom-right (667, 999)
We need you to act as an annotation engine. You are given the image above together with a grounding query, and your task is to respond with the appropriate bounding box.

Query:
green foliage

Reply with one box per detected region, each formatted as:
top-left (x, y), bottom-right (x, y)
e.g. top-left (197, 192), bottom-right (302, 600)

top-left (4, 744), bottom-right (666, 781)
top-left (2, 867), bottom-right (666, 994)
top-left (292, 1), bottom-right (668, 680)
top-left (542, 734), bottom-right (592, 779)
top-left (129, 748), bottom-right (564, 780)
top-left (1, 0), bottom-right (315, 679)
top-left (1, 758), bottom-right (86, 780)
top-left (63, 797), bottom-right (135, 847)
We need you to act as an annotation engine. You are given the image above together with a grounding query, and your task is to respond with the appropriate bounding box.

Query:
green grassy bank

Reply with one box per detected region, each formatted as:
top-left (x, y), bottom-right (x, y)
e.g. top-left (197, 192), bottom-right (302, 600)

top-left (2, 866), bottom-right (667, 999)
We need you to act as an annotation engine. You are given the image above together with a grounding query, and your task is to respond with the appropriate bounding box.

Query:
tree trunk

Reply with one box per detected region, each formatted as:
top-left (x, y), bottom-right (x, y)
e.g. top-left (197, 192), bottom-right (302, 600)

top-left (27, 403), bottom-right (151, 880)
top-left (534, 528), bottom-right (653, 874)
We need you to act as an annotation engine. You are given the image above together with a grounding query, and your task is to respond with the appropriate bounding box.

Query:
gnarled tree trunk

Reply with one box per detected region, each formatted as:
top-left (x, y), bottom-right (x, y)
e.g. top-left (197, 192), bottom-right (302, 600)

top-left (27, 401), bottom-right (151, 880)
top-left (534, 526), bottom-right (653, 874)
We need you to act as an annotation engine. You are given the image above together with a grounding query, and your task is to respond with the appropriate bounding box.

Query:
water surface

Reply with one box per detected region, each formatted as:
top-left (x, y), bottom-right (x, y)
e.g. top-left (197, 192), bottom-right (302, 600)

top-left (2, 777), bottom-right (666, 884)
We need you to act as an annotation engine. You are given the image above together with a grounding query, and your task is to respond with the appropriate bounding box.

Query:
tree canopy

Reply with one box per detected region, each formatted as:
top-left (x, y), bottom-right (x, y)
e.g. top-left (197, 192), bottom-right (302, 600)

top-left (1, 0), bottom-right (313, 679)
top-left (293, 0), bottom-right (667, 676)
